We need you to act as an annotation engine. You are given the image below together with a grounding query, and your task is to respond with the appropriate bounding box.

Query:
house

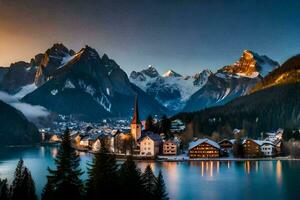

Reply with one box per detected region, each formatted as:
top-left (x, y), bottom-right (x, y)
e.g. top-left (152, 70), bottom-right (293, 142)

top-left (49, 134), bottom-right (62, 143)
top-left (139, 132), bottom-right (162, 157)
top-left (163, 137), bottom-right (181, 155)
top-left (243, 139), bottom-right (262, 158)
top-left (170, 119), bottom-right (185, 133)
top-left (79, 136), bottom-right (90, 147)
top-left (113, 131), bottom-right (134, 154)
top-left (260, 141), bottom-right (276, 157)
top-left (188, 138), bottom-right (220, 158)
top-left (218, 139), bottom-right (234, 152)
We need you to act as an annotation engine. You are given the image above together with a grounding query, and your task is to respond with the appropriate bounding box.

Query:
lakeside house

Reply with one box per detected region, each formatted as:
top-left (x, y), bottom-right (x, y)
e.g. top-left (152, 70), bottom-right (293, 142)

top-left (218, 139), bottom-right (234, 153)
top-left (163, 137), bottom-right (181, 155)
top-left (188, 138), bottom-right (220, 158)
top-left (243, 139), bottom-right (277, 158)
top-left (138, 131), bottom-right (163, 157)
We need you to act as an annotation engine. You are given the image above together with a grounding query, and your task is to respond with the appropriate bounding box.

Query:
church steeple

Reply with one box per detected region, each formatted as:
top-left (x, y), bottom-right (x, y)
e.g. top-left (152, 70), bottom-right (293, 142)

top-left (131, 96), bottom-right (141, 124)
top-left (131, 95), bottom-right (142, 141)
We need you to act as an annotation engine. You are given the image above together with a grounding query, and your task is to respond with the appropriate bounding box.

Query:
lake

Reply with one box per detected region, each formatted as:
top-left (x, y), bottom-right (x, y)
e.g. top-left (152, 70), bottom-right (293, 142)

top-left (0, 145), bottom-right (300, 200)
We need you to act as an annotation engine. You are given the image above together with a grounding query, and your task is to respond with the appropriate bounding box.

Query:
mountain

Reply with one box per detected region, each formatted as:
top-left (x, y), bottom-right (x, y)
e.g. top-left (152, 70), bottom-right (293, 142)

top-left (34, 43), bottom-right (75, 86)
top-left (219, 50), bottom-right (279, 78)
top-left (0, 100), bottom-right (40, 145)
top-left (130, 66), bottom-right (212, 111)
top-left (0, 60), bottom-right (38, 94)
top-left (23, 46), bottom-right (168, 121)
top-left (251, 54), bottom-right (300, 92)
top-left (174, 55), bottom-right (300, 138)
top-left (0, 67), bottom-right (8, 82)
top-left (183, 50), bottom-right (279, 112)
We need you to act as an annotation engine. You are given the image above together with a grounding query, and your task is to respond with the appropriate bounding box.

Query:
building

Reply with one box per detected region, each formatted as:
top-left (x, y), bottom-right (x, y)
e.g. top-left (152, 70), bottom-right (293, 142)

top-left (130, 96), bottom-right (142, 142)
top-left (139, 132), bottom-right (162, 157)
top-left (188, 138), bottom-right (220, 158)
top-left (243, 139), bottom-right (262, 158)
top-left (163, 137), bottom-right (181, 155)
top-left (218, 139), bottom-right (234, 152)
top-left (260, 141), bottom-right (276, 157)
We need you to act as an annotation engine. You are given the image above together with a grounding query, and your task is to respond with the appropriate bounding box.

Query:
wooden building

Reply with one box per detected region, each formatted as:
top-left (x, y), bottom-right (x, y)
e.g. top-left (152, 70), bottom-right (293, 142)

top-left (163, 138), bottom-right (180, 155)
top-left (243, 139), bottom-right (262, 158)
top-left (188, 138), bottom-right (220, 158)
top-left (218, 139), bottom-right (234, 152)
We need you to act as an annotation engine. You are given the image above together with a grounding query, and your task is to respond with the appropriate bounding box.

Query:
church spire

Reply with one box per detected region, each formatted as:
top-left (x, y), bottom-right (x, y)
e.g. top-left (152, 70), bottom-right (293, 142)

top-left (131, 95), bottom-right (141, 124)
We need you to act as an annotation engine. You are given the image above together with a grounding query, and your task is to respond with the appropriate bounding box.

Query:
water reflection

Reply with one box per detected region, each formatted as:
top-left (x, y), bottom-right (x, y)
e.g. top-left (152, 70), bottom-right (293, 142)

top-left (244, 161), bottom-right (259, 174)
top-left (190, 161), bottom-right (221, 177)
top-left (276, 160), bottom-right (282, 187)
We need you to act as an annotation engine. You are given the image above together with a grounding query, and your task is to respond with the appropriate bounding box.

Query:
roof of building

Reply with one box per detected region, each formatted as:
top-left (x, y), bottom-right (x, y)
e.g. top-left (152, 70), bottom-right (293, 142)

top-left (218, 138), bottom-right (234, 145)
top-left (243, 139), bottom-right (275, 146)
top-left (138, 131), bottom-right (162, 143)
top-left (131, 96), bottom-right (141, 124)
top-left (189, 138), bottom-right (220, 150)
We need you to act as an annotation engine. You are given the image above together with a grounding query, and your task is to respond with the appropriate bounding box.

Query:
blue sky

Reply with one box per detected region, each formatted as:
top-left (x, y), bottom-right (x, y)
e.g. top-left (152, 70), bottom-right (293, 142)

top-left (0, 0), bottom-right (300, 75)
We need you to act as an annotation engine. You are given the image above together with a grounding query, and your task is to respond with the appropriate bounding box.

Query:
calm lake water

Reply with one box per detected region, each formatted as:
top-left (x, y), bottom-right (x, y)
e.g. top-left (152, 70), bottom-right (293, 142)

top-left (0, 145), bottom-right (300, 200)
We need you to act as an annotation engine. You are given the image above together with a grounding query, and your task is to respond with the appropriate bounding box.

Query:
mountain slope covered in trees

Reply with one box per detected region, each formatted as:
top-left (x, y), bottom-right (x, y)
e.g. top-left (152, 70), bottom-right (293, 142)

top-left (0, 100), bottom-right (40, 145)
top-left (174, 55), bottom-right (300, 138)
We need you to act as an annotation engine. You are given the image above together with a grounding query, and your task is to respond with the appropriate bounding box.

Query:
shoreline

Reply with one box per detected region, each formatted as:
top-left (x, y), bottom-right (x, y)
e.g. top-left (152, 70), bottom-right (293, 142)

top-left (5, 144), bottom-right (300, 162)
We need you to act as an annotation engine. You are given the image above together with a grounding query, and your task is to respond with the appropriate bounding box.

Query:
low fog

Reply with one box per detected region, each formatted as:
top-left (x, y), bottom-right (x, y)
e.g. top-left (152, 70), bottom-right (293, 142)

top-left (0, 91), bottom-right (49, 121)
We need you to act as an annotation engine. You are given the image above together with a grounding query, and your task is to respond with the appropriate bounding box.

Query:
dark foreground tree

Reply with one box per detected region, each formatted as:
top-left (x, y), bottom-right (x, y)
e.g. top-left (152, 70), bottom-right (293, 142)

top-left (10, 159), bottom-right (37, 200)
top-left (141, 165), bottom-right (157, 200)
top-left (119, 156), bottom-right (144, 199)
top-left (86, 143), bottom-right (119, 199)
top-left (154, 170), bottom-right (168, 200)
top-left (0, 178), bottom-right (9, 200)
top-left (42, 128), bottom-right (83, 200)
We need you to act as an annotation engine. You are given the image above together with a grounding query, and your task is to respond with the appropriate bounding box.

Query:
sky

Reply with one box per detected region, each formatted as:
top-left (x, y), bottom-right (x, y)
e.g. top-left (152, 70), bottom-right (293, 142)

top-left (0, 0), bottom-right (300, 75)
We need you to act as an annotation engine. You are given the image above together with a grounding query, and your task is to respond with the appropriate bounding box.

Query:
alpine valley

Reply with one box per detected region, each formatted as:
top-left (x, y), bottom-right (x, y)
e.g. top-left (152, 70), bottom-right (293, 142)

top-left (0, 44), bottom-right (281, 122)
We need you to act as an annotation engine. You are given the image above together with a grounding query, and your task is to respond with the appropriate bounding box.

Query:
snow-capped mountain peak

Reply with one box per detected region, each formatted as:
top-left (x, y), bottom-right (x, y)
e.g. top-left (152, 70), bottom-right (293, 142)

top-left (219, 50), bottom-right (279, 78)
top-left (163, 70), bottom-right (182, 78)
top-left (130, 67), bottom-right (211, 111)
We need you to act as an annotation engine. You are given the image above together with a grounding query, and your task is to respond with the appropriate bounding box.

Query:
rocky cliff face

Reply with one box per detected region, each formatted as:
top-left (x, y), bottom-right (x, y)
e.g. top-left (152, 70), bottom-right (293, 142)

top-left (23, 46), bottom-right (168, 121)
top-left (0, 61), bottom-right (38, 93)
top-left (34, 43), bottom-right (75, 86)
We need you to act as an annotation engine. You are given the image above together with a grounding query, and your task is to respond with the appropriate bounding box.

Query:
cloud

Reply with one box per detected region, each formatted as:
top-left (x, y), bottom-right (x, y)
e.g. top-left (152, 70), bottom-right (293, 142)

top-left (0, 91), bottom-right (49, 120)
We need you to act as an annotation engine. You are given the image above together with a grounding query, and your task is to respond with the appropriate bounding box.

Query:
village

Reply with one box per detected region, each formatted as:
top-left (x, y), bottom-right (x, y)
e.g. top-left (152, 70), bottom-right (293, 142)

top-left (41, 97), bottom-right (284, 160)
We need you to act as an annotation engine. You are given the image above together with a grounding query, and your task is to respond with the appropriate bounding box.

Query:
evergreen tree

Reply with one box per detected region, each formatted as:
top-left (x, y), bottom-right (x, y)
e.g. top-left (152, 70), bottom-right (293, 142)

top-left (154, 170), bottom-right (168, 200)
top-left (141, 165), bottom-right (157, 200)
top-left (22, 168), bottom-right (38, 200)
top-left (42, 128), bottom-right (84, 200)
top-left (0, 178), bottom-right (9, 200)
top-left (10, 159), bottom-right (37, 200)
top-left (160, 115), bottom-right (171, 138)
top-left (145, 115), bottom-right (155, 131)
top-left (10, 159), bottom-right (24, 200)
top-left (86, 143), bottom-right (119, 200)
top-left (119, 156), bottom-right (144, 199)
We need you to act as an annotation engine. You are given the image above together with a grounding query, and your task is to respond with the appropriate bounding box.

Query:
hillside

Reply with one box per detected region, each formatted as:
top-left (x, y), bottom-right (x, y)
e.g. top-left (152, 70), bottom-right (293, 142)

top-left (175, 83), bottom-right (300, 138)
top-left (0, 100), bottom-right (40, 145)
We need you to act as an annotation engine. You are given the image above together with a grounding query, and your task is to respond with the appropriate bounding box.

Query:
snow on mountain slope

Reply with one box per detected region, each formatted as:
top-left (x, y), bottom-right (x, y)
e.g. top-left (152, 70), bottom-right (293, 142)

top-left (130, 66), bottom-right (212, 111)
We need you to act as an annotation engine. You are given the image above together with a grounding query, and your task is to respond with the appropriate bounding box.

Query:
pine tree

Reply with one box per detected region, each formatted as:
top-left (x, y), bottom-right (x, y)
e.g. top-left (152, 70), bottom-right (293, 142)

top-left (154, 170), bottom-right (168, 200)
top-left (0, 178), bottom-right (9, 200)
top-left (42, 128), bottom-right (84, 200)
top-left (86, 142), bottom-right (119, 200)
top-left (141, 165), bottom-right (157, 200)
top-left (22, 168), bottom-right (38, 200)
top-left (10, 159), bottom-right (24, 200)
top-left (145, 115), bottom-right (155, 131)
top-left (10, 159), bottom-right (37, 200)
top-left (119, 156), bottom-right (144, 199)
top-left (160, 115), bottom-right (171, 138)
